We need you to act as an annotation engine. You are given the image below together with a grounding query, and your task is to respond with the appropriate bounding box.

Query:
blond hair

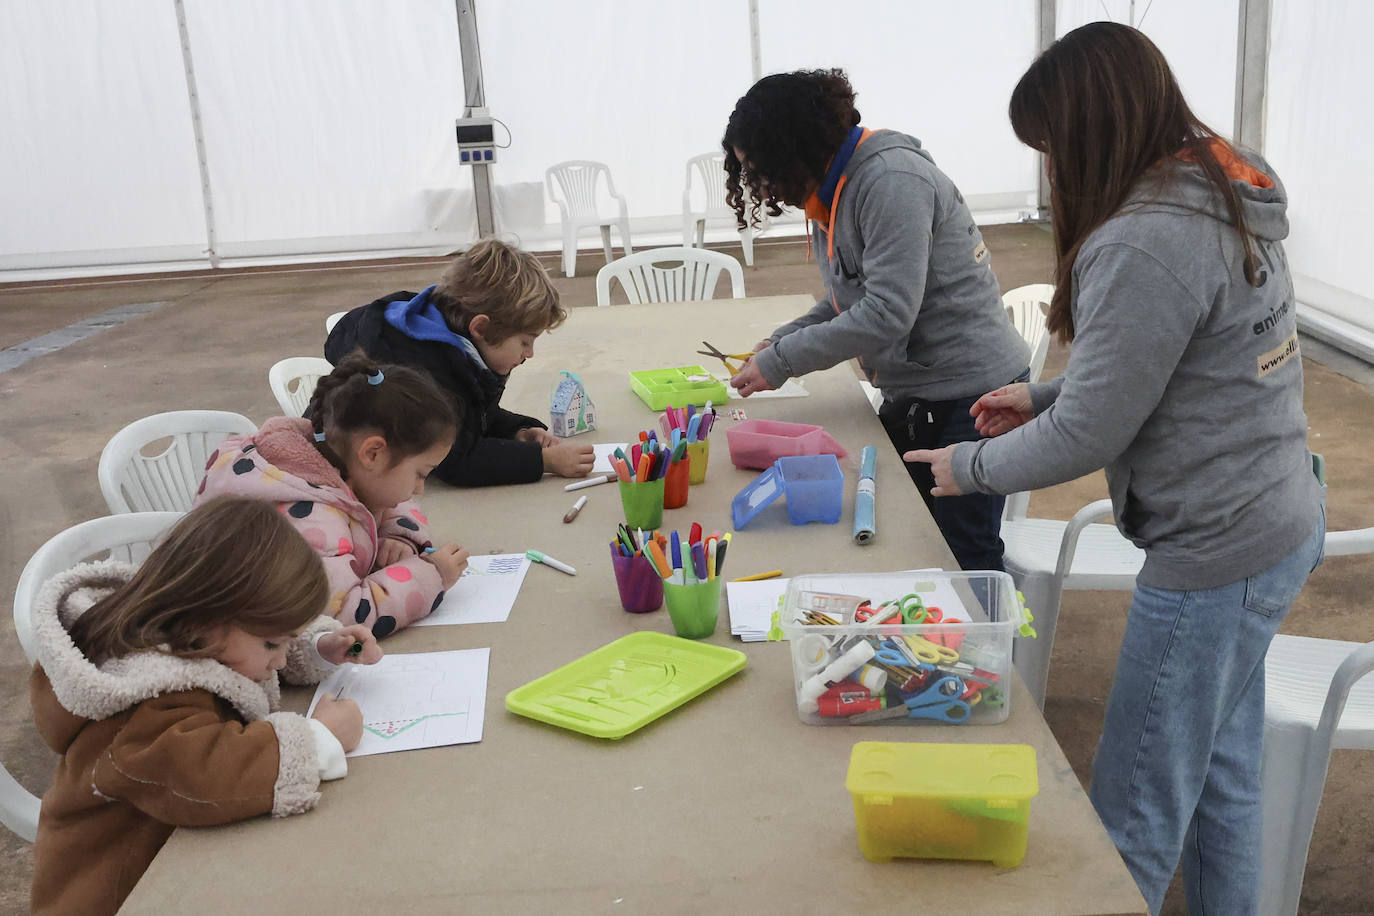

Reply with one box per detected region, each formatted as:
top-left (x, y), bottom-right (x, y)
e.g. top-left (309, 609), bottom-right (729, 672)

top-left (431, 239), bottom-right (565, 343)
top-left (67, 497), bottom-right (329, 665)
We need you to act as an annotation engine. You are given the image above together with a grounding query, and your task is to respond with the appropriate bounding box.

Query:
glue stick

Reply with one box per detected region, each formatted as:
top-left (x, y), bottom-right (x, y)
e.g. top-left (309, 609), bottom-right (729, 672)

top-left (798, 641), bottom-right (876, 714)
top-left (856, 664), bottom-right (888, 694)
top-left (796, 633), bottom-right (835, 674)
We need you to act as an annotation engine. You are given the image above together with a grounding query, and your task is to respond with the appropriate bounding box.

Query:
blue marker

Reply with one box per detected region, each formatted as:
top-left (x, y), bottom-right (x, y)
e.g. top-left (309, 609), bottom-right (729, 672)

top-left (670, 529), bottom-right (682, 571)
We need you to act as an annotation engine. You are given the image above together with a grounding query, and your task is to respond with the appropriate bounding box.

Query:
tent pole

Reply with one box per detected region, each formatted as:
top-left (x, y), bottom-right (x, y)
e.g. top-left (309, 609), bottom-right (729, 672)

top-left (749, 0), bottom-right (762, 83)
top-left (1234, 0), bottom-right (1271, 153)
top-left (172, 0), bottom-right (219, 268)
top-left (456, 0), bottom-right (495, 238)
top-left (1031, 0), bottom-right (1055, 221)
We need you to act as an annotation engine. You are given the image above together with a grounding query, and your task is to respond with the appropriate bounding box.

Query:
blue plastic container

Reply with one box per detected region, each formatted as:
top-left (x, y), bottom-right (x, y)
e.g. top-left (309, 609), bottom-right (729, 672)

top-left (731, 453), bottom-right (844, 528)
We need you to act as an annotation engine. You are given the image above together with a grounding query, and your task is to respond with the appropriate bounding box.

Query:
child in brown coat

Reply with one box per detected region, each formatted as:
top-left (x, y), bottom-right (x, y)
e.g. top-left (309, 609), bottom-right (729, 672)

top-left (29, 497), bottom-right (381, 915)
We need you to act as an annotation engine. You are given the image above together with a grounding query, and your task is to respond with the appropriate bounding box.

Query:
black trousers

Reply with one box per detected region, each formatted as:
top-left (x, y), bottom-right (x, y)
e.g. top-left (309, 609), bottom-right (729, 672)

top-left (878, 371), bottom-right (1029, 571)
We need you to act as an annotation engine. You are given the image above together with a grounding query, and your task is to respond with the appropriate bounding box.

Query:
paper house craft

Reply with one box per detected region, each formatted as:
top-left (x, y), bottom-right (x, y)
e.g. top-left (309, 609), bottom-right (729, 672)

top-left (550, 370), bottom-right (596, 438)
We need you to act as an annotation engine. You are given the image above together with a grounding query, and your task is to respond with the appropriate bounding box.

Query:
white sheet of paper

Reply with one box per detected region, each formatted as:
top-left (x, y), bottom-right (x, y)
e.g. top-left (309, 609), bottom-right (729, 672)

top-left (726, 578), bottom-right (792, 642)
top-left (412, 553), bottom-right (530, 626)
top-left (592, 443), bottom-right (628, 473)
top-left (723, 376), bottom-right (809, 399)
top-left (307, 649), bottom-right (490, 757)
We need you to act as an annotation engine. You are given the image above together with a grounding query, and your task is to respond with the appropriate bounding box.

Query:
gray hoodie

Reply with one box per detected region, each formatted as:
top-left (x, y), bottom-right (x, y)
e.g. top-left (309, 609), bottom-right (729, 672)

top-left (952, 148), bottom-right (1321, 590)
top-left (752, 130), bottom-right (1030, 402)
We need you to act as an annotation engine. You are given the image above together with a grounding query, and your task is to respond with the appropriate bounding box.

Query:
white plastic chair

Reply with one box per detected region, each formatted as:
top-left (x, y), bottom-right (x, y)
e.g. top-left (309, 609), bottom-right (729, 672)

top-left (682, 152), bottom-right (758, 267)
top-left (1000, 284), bottom-right (1054, 522)
top-left (545, 160), bottom-right (633, 278)
top-left (269, 356), bottom-right (333, 418)
top-left (98, 410), bottom-right (257, 515)
top-left (1003, 283), bottom-right (1053, 386)
top-left (1005, 499), bottom-right (1146, 708)
top-left (1260, 525), bottom-right (1374, 916)
top-left (325, 311), bottom-right (347, 334)
top-left (6, 511), bottom-right (182, 841)
top-left (595, 247), bottom-right (745, 307)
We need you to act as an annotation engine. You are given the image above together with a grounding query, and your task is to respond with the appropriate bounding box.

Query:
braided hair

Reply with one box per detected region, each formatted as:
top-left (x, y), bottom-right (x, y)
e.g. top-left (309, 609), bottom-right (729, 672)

top-left (307, 351), bottom-right (459, 477)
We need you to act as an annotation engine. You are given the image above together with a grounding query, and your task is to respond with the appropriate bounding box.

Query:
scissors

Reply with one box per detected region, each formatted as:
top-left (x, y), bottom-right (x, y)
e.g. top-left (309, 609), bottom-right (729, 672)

top-left (872, 639), bottom-right (922, 671)
top-left (849, 676), bottom-right (972, 724)
top-left (886, 593), bottom-right (943, 625)
top-left (902, 634), bottom-right (960, 666)
top-left (696, 341), bottom-right (754, 377)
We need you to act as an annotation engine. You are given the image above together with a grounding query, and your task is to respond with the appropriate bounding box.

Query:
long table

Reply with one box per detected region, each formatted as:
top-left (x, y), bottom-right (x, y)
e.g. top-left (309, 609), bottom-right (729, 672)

top-left (122, 296), bottom-right (1146, 915)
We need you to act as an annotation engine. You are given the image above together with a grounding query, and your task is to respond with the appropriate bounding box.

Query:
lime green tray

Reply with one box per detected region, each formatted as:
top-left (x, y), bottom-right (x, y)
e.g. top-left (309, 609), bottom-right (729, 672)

top-left (629, 366), bottom-right (730, 411)
top-left (505, 631), bottom-right (747, 739)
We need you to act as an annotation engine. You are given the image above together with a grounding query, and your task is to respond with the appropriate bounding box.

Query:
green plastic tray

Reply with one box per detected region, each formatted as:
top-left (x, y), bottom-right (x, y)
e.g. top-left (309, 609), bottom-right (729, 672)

top-left (629, 366), bottom-right (730, 411)
top-left (505, 631), bottom-right (747, 739)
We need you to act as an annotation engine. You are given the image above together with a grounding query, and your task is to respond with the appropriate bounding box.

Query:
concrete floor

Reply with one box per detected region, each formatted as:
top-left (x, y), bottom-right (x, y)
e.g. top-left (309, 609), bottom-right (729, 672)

top-left (1, 224), bottom-right (1371, 913)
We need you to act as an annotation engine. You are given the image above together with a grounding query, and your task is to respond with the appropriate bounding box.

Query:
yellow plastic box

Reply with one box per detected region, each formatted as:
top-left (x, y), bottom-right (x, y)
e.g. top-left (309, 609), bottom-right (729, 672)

top-left (846, 742), bottom-right (1038, 867)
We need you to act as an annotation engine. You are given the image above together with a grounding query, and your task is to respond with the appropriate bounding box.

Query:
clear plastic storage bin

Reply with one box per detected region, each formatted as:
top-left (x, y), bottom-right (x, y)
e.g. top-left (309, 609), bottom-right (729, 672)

top-left (781, 570), bottom-right (1030, 726)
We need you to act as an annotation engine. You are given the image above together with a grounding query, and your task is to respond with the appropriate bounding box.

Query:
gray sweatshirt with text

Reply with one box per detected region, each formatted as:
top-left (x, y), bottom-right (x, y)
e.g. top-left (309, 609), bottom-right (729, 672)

top-left (752, 131), bottom-right (1029, 402)
top-left (951, 149), bottom-right (1320, 590)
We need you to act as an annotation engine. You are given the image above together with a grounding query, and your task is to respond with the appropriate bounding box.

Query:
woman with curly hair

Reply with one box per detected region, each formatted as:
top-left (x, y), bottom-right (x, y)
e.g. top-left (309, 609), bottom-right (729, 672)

top-left (722, 68), bottom-right (1030, 571)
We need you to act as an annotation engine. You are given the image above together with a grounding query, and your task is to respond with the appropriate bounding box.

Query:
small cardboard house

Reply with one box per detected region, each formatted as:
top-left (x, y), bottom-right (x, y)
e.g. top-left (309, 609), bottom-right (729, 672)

top-left (550, 370), bottom-right (596, 438)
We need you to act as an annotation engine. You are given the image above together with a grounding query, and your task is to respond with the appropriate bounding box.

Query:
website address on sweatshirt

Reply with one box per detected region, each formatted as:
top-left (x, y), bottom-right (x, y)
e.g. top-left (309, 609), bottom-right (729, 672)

top-left (1257, 332), bottom-right (1299, 377)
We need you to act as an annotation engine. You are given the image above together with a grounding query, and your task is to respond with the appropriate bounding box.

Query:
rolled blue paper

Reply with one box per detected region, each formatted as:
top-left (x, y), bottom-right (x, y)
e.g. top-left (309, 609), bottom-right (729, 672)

top-left (853, 445), bottom-right (877, 544)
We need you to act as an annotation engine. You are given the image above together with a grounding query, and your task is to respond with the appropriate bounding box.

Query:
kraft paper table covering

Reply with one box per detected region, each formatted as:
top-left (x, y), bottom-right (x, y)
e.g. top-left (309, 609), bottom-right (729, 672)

top-left (121, 296), bottom-right (1145, 915)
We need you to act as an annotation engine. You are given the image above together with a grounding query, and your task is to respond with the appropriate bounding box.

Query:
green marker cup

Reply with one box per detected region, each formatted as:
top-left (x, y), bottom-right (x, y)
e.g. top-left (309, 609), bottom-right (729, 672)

top-left (662, 576), bottom-right (723, 639)
top-left (618, 477), bottom-right (665, 530)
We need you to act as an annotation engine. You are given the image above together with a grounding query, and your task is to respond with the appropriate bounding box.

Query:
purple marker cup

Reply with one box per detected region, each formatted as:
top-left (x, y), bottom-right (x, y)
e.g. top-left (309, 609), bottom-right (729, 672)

top-left (611, 549), bottom-right (664, 613)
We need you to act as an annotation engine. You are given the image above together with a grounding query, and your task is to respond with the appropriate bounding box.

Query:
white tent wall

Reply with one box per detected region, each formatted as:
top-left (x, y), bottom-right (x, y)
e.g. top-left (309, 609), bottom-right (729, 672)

top-left (1266, 0), bottom-right (1374, 362)
top-left (0, 1), bottom-right (209, 272)
top-left (474, 0), bottom-right (755, 250)
top-left (1057, 0), bottom-right (1239, 137)
top-left (184, 0), bottom-right (471, 261)
top-left (757, 0), bottom-right (1038, 222)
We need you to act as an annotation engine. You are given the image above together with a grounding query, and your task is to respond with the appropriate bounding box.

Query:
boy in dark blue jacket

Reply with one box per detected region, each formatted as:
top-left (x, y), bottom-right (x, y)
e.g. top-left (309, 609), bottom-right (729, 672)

top-left (326, 240), bottom-right (594, 486)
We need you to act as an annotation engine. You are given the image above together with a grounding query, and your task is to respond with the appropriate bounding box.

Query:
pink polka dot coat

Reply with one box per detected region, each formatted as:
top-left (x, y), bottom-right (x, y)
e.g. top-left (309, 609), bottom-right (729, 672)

top-left (195, 418), bottom-right (445, 638)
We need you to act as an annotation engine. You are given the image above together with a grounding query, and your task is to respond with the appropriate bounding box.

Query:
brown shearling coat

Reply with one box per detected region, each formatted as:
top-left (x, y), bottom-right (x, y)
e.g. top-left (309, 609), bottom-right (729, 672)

top-left (28, 561), bottom-right (334, 915)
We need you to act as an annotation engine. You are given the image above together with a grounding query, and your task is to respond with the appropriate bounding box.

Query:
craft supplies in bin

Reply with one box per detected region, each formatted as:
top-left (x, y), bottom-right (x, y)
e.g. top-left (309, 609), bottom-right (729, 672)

top-left (630, 366), bottom-right (729, 411)
top-left (846, 742), bottom-right (1038, 867)
top-left (725, 418), bottom-right (847, 470)
top-left (731, 454), bottom-right (844, 528)
top-left (780, 570), bottom-right (1031, 726)
top-left (505, 632), bottom-right (746, 739)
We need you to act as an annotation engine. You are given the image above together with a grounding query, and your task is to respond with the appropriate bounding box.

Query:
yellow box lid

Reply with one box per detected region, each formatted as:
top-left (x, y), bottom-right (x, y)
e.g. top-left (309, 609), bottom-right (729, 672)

top-left (846, 742), bottom-right (1038, 801)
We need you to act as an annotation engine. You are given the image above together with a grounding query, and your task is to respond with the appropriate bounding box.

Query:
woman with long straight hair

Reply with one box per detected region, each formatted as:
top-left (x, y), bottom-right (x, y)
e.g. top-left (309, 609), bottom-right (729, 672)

top-left (905, 23), bottom-right (1324, 913)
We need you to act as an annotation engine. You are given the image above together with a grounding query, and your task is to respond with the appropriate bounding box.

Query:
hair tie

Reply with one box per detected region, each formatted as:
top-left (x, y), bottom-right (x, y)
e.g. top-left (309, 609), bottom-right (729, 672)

top-left (313, 430), bottom-right (327, 443)
top-left (367, 369), bottom-right (385, 386)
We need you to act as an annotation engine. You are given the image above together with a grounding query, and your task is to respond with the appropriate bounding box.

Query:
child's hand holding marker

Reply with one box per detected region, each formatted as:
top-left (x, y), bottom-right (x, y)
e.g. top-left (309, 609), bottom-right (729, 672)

top-left (311, 695), bottom-right (363, 752)
top-left (422, 543), bottom-right (470, 587)
top-left (318, 624), bottom-right (384, 666)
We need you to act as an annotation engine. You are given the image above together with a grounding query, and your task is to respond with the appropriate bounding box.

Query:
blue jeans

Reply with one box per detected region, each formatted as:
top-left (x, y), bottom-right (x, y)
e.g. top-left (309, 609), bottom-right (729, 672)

top-left (1089, 504), bottom-right (1325, 914)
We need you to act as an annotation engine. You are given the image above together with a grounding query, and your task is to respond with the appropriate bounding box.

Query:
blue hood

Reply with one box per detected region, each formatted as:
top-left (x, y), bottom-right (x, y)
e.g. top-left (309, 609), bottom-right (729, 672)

top-left (383, 287), bottom-right (488, 369)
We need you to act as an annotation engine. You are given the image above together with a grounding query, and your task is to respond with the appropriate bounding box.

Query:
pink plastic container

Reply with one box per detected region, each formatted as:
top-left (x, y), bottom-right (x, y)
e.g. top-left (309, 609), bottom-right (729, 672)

top-left (724, 419), bottom-right (848, 470)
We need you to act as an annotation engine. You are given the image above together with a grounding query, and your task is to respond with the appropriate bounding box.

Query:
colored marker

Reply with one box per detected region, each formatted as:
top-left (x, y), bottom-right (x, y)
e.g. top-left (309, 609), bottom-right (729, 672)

top-left (346, 640), bottom-right (364, 657)
top-left (563, 494), bottom-right (588, 523)
top-left (525, 549), bottom-right (576, 576)
top-left (422, 546), bottom-right (436, 554)
top-left (565, 473), bottom-right (616, 492)
top-left (731, 569), bottom-right (782, 582)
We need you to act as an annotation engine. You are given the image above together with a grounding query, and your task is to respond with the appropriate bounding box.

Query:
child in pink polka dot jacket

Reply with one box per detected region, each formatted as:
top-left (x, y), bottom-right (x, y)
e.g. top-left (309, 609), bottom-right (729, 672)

top-left (196, 354), bottom-right (469, 638)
